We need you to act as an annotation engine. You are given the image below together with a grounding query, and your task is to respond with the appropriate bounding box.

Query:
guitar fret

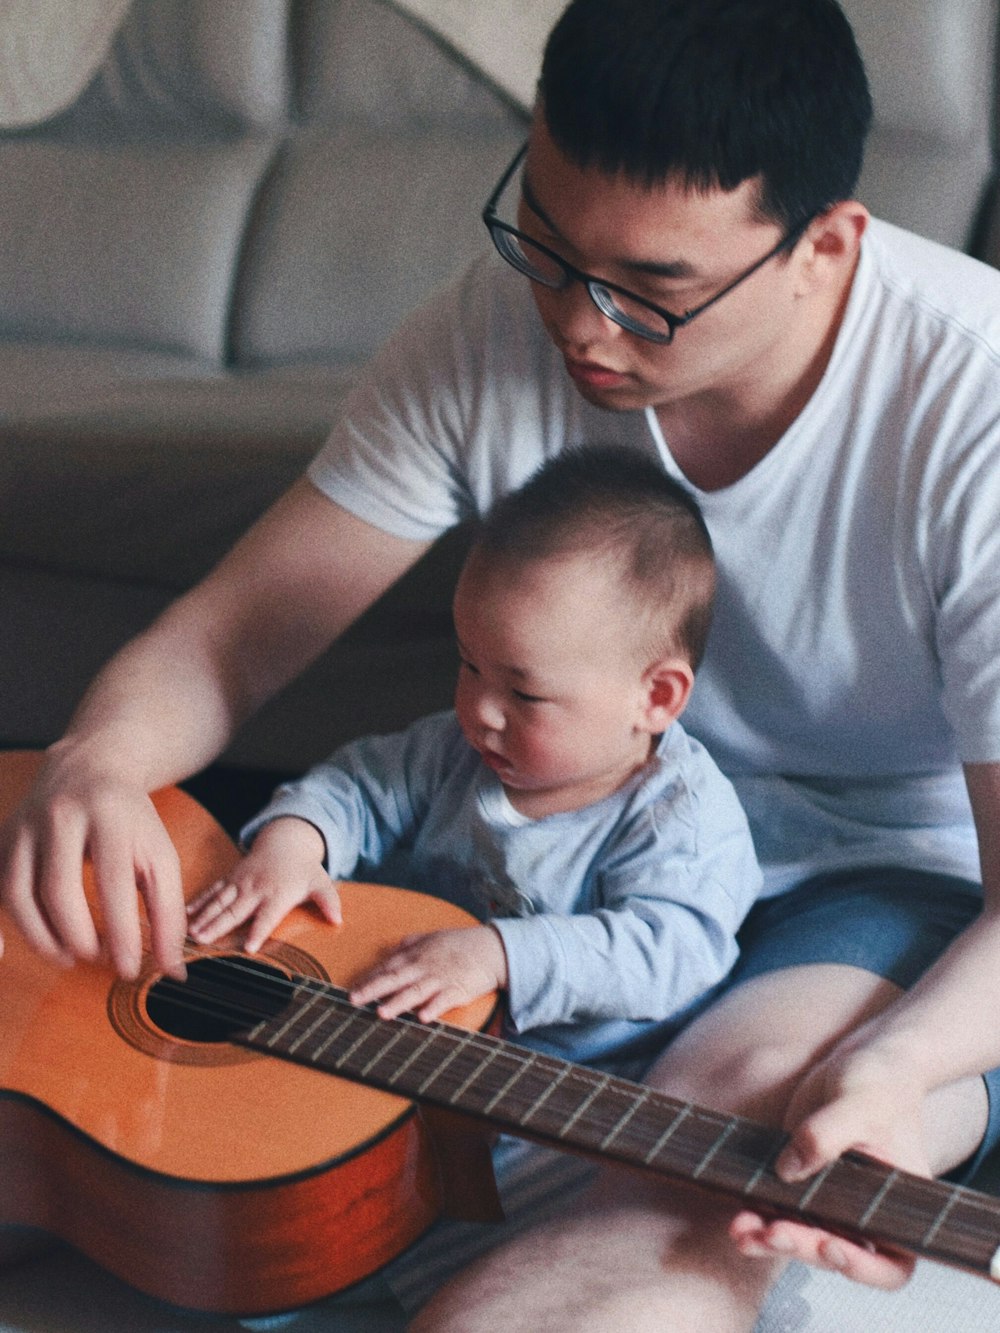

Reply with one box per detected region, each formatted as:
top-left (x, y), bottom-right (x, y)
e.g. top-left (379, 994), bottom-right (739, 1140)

top-left (359, 1024), bottom-right (406, 1077)
top-left (482, 1050), bottom-right (537, 1115)
top-left (310, 1009), bottom-right (365, 1062)
top-left (599, 1086), bottom-right (649, 1151)
top-left (643, 1103), bottom-right (691, 1165)
top-left (412, 1028), bottom-right (473, 1094)
top-left (284, 991), bottom-right (328, 1054)
top-left (558, 1074), bottom-right (611, 1140)
top-left (384, 1023), bottom-right (442, 1087)
top-left (332, 1020), bottom-right (384, 1069)
top-left (741, 1139), bottom-right (784, 1198)
top-left (521, 1064), bottom-right (571, 1126)
top-left (250, 994), bottom-right (310, 1045)
top-left (449, 1044), bottom-right (502, 1104)
top-left (796, 1159), bottom-right (837, 1211)
top-left (857, 1169), bottom-right (899, 1229)
top-left (921, 1187), bottom-right (960, 1249)
top-left (691, 1118), bottom-right (737, 1179)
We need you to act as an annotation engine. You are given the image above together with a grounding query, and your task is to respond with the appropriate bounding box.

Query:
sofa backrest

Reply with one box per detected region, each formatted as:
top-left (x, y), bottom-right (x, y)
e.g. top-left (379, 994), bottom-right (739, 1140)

top-left (0, 0), bottom-right (525, 372)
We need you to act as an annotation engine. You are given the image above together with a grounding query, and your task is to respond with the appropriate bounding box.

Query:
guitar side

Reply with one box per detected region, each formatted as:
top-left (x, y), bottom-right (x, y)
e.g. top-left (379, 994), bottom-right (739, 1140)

top-left (0, 752), bottom-right (497, 1314)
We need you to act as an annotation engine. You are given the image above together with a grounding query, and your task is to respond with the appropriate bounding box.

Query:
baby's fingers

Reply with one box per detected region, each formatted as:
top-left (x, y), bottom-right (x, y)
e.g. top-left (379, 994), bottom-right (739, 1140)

top-left (350, 957), bottom-right (425, 1013)
top-left (243, 879), bottom-right (342, 953)
top-left (187, 880), bottom-right (260, 944)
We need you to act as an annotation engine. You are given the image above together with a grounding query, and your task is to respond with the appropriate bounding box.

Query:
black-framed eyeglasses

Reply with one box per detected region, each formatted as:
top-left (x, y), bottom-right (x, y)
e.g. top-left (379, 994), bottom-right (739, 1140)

top-left (482, 143), bottom-right (814, 345)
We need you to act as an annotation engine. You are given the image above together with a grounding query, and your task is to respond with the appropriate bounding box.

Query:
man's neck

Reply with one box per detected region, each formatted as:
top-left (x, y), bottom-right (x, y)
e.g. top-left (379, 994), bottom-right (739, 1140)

top-left (656, 260), bottom-right (857, 492)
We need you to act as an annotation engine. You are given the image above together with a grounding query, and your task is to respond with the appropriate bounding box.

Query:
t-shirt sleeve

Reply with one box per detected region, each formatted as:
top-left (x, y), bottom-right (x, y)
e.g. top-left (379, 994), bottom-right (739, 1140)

top-left (306, 252), bottom-right (635, 543)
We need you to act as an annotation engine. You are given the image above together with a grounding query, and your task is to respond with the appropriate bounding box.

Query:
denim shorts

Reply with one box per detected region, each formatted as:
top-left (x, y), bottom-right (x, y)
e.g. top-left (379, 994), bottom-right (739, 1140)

top-left (730, 866), bottom-right (1000, 1180)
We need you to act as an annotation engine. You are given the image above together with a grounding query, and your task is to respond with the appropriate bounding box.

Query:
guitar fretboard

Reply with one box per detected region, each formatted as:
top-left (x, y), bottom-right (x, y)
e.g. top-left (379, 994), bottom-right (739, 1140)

top-left (237, 973), bottom-right (1000, 1282)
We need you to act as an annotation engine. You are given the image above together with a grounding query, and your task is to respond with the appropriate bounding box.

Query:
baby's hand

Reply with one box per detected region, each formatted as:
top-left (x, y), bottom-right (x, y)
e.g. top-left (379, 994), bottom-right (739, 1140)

top-left (186, 817), bottom-right (341, 953)
top-left (350, 925), bottom-right (508, 1022)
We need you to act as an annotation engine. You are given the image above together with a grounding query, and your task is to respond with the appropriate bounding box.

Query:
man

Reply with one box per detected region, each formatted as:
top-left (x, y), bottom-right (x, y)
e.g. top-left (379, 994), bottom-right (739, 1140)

top-left (5, 2), bottom-right (1000, 1328)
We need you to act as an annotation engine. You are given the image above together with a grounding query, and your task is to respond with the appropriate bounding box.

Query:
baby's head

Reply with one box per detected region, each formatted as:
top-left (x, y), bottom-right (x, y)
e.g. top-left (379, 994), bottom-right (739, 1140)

top-left (453, 446), bottom-right (715, 817)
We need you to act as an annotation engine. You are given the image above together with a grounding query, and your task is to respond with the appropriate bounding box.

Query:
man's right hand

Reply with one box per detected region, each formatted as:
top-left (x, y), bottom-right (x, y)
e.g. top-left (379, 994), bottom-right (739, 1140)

top-left (0, 745), bottom-right (188, 980)
top-left (0, 484), bottom-right (432, 983)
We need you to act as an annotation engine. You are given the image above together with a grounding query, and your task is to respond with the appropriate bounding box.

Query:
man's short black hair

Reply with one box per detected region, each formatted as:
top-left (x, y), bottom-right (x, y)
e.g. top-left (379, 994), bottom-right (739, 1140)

top-left (539, 0), bottom-right (873, 230)
top-left (473, 445), bottom-right (716, 669)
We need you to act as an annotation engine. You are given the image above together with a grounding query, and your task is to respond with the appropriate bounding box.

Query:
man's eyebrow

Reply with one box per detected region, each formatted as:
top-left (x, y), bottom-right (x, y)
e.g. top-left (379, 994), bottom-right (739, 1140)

top-left (521, 169), bottom-right (697, 280)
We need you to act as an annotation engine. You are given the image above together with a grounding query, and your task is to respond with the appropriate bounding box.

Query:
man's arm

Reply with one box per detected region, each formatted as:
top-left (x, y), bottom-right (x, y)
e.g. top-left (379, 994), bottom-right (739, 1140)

top-left (732, 759), bottom-right (1000, 1285)
top-left (0, 478), bottom-right (430, 979)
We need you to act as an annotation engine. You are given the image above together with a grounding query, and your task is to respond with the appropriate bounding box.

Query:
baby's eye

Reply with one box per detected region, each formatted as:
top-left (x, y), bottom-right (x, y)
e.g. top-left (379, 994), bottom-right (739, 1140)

top-left (458, 656), bottom-right (480, 675)
top-left (512, 689), bottom-right (548, 704)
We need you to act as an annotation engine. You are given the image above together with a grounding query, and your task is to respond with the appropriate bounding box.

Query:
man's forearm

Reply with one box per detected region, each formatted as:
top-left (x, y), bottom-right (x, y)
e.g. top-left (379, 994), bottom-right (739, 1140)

top-left (55, 604), bottom-right (248, 792)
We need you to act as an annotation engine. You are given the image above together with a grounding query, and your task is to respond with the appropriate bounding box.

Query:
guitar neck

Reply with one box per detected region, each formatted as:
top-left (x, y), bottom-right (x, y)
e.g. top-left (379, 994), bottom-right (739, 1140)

top-left (239, 973), bottom-right (1000, 1282)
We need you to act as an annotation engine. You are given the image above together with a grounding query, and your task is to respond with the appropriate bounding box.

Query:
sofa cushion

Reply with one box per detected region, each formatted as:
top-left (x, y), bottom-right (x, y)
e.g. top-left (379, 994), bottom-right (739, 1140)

top-left (0, 138), bottom-right (276, 364)
top-left (231, 128), bottom-right (523, 367)
top-left (0, 367), bottom-right (357, 588)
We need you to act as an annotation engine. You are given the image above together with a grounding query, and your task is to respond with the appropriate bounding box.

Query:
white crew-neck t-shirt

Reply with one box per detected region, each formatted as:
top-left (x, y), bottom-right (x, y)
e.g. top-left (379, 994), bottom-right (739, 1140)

top-left (309, 219), bottom-right (1000, 894)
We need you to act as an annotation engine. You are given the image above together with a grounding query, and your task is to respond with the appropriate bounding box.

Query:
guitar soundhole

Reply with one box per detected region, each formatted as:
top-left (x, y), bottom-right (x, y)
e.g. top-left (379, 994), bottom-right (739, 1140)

top-left (109, 940), bottom-right (328, 1066)
top-left (146, 956), bottom-right (291, 1044)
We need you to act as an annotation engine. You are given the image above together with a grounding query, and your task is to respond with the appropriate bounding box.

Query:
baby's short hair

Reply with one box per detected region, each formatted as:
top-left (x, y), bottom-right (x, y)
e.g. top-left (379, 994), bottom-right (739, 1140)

top-left (473, 446), bottom-right (716, 668)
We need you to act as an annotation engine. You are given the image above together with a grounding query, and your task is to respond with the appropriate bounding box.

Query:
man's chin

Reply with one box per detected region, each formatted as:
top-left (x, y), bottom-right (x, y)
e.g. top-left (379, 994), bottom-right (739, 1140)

top-left (570, 380), bottom-right (652, 412)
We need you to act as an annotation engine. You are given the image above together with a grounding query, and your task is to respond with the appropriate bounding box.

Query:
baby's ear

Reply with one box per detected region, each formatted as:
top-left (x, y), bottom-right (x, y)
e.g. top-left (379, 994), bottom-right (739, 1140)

top-left (640, 658), bottom-right (694, 732)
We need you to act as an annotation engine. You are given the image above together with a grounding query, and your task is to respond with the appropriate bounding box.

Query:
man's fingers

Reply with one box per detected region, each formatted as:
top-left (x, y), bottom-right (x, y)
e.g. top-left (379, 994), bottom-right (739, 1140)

top-left (1, 823), bottom-right (76, 966)
top-left (730, 1212), bottom-right (914, 1289)
top-left (33, 808), bottom-right (102, 964)
top-left (136, 819), bottom-right (186, 979)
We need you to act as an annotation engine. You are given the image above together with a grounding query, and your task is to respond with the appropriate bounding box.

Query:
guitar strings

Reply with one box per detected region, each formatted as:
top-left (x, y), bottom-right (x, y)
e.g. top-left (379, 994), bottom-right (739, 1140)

top-left (119, 928), bottom-right (1000, 1254)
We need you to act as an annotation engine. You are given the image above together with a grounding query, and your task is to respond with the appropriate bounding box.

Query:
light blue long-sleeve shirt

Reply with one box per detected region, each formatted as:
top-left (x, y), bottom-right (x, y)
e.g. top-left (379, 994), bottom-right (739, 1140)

top-left (242, 711), bottom-right (761, 1071)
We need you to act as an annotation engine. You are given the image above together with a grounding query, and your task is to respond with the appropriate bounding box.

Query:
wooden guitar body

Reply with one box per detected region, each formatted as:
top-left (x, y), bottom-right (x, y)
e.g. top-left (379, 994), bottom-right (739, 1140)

top-left (0, 751), bottom-right (497, 1315)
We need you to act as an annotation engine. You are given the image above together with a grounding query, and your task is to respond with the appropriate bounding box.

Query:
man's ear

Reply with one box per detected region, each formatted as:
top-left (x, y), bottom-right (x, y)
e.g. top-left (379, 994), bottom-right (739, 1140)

top-left (794, 200), bottom-right (868, 294)
top-left (640, 658), bottom-right (694, 732)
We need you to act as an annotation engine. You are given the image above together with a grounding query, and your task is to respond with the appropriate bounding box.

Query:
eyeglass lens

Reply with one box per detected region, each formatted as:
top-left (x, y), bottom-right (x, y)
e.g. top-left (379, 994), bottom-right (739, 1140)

top-left (489, 225), bottom-right (675, 341)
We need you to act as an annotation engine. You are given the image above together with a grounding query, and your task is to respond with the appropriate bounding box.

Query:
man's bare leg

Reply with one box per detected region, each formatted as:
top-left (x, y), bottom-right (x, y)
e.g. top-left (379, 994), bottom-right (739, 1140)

top-left (411, 964), bottom-right (988, 1333)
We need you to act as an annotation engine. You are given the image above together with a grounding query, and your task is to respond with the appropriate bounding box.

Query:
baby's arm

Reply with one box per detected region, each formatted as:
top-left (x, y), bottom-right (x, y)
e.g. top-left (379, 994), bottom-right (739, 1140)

top-left (187, 816), bottom-right (342, 952)
top-left (350, 926), bottom-right (508, 1022)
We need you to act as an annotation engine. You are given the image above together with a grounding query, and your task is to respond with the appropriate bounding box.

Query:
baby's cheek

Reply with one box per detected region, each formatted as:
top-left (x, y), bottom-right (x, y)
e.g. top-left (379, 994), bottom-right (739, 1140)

top-left (521, 727), bottom-right (573, 775)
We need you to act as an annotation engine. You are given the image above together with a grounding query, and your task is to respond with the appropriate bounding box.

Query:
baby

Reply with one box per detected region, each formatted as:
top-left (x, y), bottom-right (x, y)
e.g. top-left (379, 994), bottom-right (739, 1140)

top-left (188, 446), bottom-right (761, 1070)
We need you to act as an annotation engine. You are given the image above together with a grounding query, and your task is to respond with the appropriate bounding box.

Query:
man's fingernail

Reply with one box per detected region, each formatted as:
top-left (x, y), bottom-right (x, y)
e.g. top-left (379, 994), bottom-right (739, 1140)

top-left (778, 1149), bottom-right (806, 1180)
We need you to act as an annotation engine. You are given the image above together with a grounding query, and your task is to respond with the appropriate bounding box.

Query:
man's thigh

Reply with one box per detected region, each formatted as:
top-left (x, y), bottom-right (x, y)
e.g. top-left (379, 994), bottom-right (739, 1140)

top-left (646, 961), bottom-right (903, 1126)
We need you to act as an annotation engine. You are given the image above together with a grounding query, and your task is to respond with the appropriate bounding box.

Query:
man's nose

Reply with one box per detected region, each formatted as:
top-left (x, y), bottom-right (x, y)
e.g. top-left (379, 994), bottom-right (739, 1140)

top-left (548, 279), bottom-right (622, 346)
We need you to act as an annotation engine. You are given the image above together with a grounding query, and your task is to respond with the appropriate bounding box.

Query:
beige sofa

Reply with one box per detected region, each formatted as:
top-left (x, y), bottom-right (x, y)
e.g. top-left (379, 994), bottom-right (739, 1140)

top-left (1, 0), bottom-right (998, 782)
top-left (0, 0), bottom-right (525, 777)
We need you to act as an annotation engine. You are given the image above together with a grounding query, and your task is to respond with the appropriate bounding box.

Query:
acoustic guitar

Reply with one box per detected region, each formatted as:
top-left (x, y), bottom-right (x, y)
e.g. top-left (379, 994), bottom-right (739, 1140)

top-left (1, 751), bottom-right (1000, 1317)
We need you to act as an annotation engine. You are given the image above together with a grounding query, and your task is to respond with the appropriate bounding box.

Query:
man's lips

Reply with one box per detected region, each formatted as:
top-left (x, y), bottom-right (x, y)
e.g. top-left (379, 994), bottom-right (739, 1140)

top-left (564, 358), bottom-right (629, 389)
